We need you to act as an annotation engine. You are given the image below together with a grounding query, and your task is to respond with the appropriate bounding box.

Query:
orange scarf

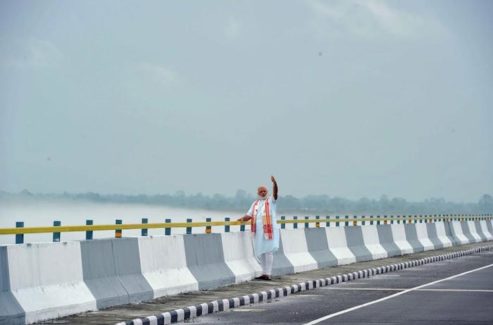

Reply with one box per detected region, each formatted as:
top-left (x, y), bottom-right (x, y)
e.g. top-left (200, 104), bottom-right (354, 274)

top-left (251, 198), bottom-right (273, 240)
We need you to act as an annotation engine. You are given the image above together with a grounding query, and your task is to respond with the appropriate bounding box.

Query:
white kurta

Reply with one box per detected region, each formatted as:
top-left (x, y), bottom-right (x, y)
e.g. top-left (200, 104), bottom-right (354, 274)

top-left (247, 196), bottom-right (280, 257)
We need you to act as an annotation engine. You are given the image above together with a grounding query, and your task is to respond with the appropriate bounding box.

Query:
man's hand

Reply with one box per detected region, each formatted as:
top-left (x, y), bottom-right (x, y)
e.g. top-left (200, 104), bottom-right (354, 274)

top-left (238, 215), bottom-right (252, 222)
top-left (271, 175), bottom-right (278, 200)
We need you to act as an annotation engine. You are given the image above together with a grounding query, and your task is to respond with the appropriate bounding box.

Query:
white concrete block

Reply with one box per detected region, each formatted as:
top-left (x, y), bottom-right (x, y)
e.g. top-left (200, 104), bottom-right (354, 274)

top-left (361, 225), bottom-right (387, 259)
top-left (434, 222), bottom-right (453, 248)
top-left (324, 227), bottom-right (356, 265)
top-left (221, 232), bottom-right (262, 283)
top-left (450, 221), bottom-right (470, 244)
top-left (138, 235), bottom-right (198, 298)
top-left (280, 229), bottom-right (318, 273)
top-left (7, 242), bottom-right (96, 324)
top-left (414, 223), bottom-right (435, 251)
top-left (389, 224), bottom-right (414, 255)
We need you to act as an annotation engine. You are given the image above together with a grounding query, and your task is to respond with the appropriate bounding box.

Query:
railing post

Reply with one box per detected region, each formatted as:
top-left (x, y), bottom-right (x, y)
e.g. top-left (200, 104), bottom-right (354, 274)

top-left (316, 215), bottom-right (320, 228)
top-left (419, 214), bottom-right (423, 223)
top-left (281, 216), bottom-right (286, 229)
top-left (326, 215), bottom-right (330, 227)
top-left (225, 217), bottom-right (230, 233)
top-left (141, 218), bottom-right (148, 237)
top-left (377, 215), bottom-right (381, 225)
top-left (370, 215), bottom-right (374, 226)
top-left (205, 217), bottom-right (212, 234)
top-left (86, 219), bottom-right (93, 240)
top-left (15, 221), bottom-right (24, 244)
top-left (53, 220), bottom-right (61, 242)
top-left (345, 215), bottom-right (349, 227)
top-left (383, 215), bottom-right (388, 225)
top-left (305, 216), bottom-right (309, 229)
top-left (186, 218), bottom-right (192, 235)
top-left (165, 219), bottom-right (171, 235)
top-left (362, 215), bottom-right (366, 226)
top-left (336, 215), bottom-right (340, 227)
top-left (352, 215), bottom-right (357, 226)
top-left (293, 216), bottom-right (298, 229)
top-left (115, 219), bottom-right (122, 238)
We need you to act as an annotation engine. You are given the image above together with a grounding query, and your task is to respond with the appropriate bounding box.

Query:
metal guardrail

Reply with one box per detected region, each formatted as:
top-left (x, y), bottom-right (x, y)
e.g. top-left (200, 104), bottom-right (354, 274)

top-left (2, 214), bottom-right (492, 244)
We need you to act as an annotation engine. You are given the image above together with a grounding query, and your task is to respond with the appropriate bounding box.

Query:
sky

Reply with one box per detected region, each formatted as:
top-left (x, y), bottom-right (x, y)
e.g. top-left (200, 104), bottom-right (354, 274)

top-left (1, 0), bottom-right (492, 202)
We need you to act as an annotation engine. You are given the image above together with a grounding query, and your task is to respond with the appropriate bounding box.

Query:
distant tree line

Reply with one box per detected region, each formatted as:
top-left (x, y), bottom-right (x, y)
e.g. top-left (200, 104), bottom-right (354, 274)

top-left (1, 190), bottom-right (492, 215)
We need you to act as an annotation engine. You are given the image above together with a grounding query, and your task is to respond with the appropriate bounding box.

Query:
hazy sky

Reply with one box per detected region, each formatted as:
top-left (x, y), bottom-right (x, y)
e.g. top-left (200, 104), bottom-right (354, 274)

top-left (1, 0), bottom-right (492, 202)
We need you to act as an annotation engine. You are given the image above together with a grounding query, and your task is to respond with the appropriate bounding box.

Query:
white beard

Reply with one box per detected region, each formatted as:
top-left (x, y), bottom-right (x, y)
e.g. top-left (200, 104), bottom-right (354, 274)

top-left (258, 195), bottom-right (268, 200)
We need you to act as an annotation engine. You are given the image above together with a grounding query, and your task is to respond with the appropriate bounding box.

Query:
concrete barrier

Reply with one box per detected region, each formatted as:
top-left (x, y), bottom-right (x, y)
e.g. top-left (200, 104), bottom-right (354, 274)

top-left (414, 223), bottom-right (435, 251)
top-left (425, 222), bottom-right (443, 249)
top-left (183, 234), bottom-right (235, 290)
top-left (469, 221), bottom-right (486, 242)
top-left (390, 224), bottom-right (414, 255)
top-left (271, 237), bottom-right (295, 276)
top-left (376, 225), bottom-right (402, 257)
top-left (80, 238), bottom-right (153, 309)
top-left (8, 242), bottom-right (96, 323)
top-left (325, 227), bottom-right (356, 265)
top-left (449, 221), bottom-right (470, 245)
top-left (138, 236), bottom-right (198, 297)
top-left (0, 246), bottom-right (25, 325)
top-left (403, 224), bottom-right (425, 253)
top-left (478, 220), bottom-right (493, 240)
top-left (487, 219), bottom-right (493, 234)
top-left (426, 222), bottom-right (449, 249)
top-left (279, 229), bottom-right (318, 273)
top-left (459, 221), bottom-right (478, 243)
top-left (304, 228), bottom-right (338, 268)
top-left (221, 232), bottom-right (262, 283)
top-left (1, 219), bottom-right (492, 324)
top-left (435, 222), bottom-right (454, 248)
top-left (360, 225), bottom-right (388, 260)
top-left (344, 226), bottom-right (373, 262)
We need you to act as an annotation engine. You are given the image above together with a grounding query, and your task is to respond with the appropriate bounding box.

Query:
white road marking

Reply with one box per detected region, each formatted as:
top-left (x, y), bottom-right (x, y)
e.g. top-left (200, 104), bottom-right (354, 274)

top-left (418, 288), bottom-right (493, 293)
top-left (232, 309), bottom-right (265, 312)
top-left (372, 274), bottom-right (401, 278)
top-left (323, 287), bottom-right (404, 291)
top-left (304, 263), bottom-right (493, 325)
top-left (324, 287), bottom-right (493, 293)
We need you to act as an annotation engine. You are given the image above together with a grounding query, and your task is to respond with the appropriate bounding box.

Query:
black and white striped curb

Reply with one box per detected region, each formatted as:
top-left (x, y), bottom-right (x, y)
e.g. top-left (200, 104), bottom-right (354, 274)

top-left (117, 245), bottom-right (493, 325)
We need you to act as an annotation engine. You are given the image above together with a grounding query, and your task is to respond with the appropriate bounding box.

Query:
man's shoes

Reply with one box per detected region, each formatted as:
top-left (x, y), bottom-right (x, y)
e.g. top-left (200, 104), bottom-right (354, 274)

top-left (254, 274), bottom-right (272, 281)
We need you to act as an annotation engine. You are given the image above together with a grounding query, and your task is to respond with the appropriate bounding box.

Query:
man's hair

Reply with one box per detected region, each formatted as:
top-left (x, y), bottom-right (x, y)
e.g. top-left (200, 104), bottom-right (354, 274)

top-left (257, 185), bottom-right (268, 192)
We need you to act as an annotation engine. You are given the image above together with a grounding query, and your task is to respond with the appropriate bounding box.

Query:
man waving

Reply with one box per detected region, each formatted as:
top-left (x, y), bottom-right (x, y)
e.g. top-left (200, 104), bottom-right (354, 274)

top-left (238, 176), bottom-right (279, 280)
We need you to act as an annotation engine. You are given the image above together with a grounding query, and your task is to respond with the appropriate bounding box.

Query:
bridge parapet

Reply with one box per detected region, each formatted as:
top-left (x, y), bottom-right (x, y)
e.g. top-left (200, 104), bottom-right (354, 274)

top-left (0, 219), bottom-right (492, 324)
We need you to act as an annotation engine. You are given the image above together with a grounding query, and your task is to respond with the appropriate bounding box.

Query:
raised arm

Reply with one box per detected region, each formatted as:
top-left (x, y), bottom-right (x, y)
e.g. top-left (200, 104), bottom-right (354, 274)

top-left (271, 175), bottom-right (278, 200)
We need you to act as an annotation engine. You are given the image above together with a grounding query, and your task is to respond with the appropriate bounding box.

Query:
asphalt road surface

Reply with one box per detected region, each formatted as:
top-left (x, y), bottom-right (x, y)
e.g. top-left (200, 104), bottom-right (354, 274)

top-left (192, 251), bottom-right (493, 324)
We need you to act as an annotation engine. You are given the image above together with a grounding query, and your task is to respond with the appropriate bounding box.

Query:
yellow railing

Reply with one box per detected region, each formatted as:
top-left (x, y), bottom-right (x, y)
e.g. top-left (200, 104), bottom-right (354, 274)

top-left (1, 214), bottom-right (491, 239)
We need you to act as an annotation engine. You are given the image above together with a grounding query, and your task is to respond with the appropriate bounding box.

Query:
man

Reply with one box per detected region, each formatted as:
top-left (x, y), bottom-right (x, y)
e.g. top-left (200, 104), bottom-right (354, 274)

top-left (238, 176), bottom-right (279, 280)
